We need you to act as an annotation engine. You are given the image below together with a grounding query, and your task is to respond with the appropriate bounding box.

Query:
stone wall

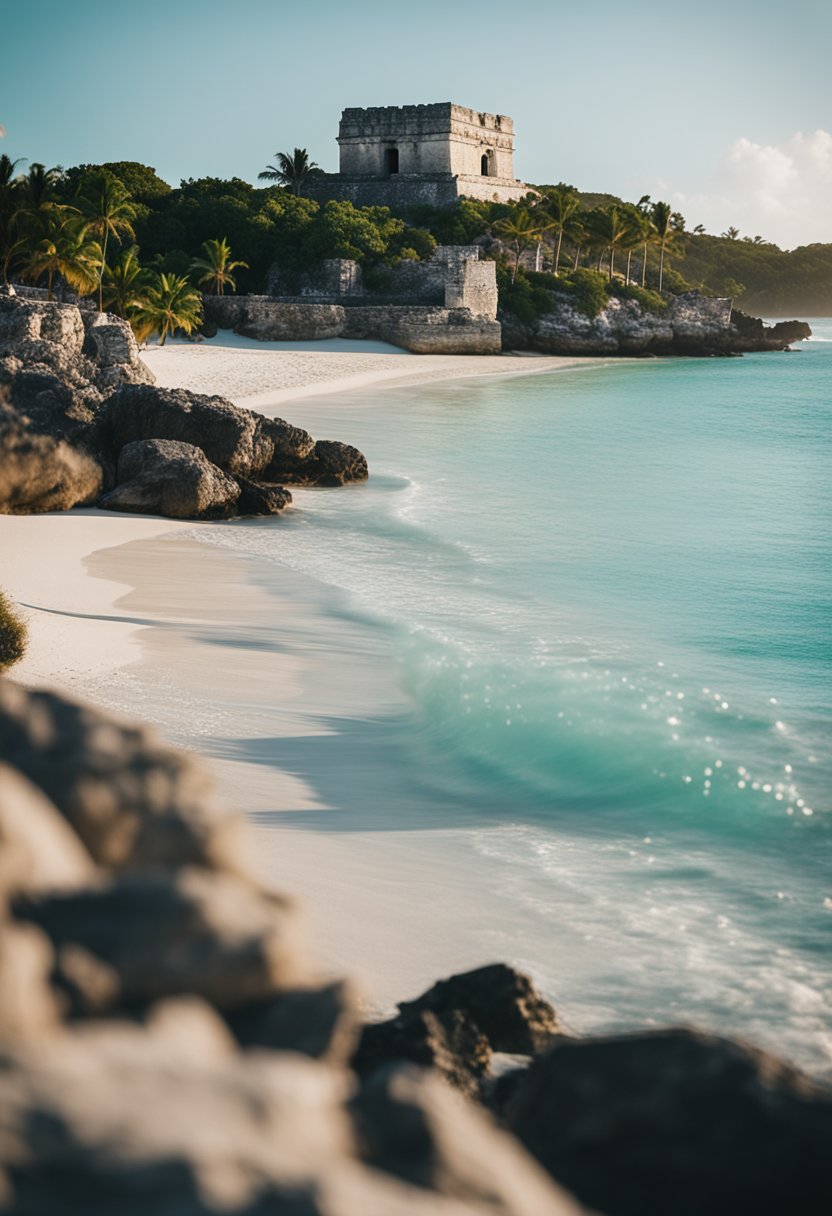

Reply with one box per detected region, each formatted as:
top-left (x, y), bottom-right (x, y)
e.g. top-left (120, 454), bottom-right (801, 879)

top-left (203, 295), bottom-right (501, 354)
top-left (263, 246), bottom-right (499, 321)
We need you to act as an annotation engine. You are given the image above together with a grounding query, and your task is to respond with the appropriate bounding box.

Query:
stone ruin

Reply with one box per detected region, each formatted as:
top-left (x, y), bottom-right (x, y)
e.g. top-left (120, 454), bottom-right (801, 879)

top-left (311, 102), bottom-right (533, 209)
top-left (204, 245), bottom-right (502, 354)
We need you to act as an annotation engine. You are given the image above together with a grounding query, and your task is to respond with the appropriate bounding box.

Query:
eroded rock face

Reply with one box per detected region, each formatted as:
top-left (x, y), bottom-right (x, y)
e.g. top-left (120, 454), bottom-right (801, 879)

top-left (0, 682), bottom-right (243, 875)
top-left (100, 438), bottom-right (242, 519)
top-left (505, 1029), bottom-right (832, 1216)
top-left (102, 384), bottom-right (278, 477)
top-left (0, 292), bottom-right (153, 390)
top-left (502, 292), bottom-right (812, 355)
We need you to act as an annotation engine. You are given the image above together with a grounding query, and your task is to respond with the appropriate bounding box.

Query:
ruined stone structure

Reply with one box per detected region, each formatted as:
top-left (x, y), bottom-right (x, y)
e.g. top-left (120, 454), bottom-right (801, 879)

top-left (311, 103), bottom-right (532, 209)
top-left (207, 245), bottom-right (502, 354)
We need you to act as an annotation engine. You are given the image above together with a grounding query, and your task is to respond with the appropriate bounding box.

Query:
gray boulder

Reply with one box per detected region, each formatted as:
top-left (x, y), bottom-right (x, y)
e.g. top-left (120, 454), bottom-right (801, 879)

top-left (0, 763), bottom-right (95, 901)
top-left (0, 681), bottom-right (244, 875)
top-left (351, 1064), bottom-right (586, 1215)
top-left (505, 1028), bottom-right (832, 1216)
top-left (100, 438), bottom-right (242, 519)
top-left (227, 980), bottom-right (361, 1065)
top-left (14, 867), bottom-right (307, 1013)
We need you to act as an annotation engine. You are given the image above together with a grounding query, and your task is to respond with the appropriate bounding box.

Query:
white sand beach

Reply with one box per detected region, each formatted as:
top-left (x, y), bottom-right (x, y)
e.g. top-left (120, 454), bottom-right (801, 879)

top-left (0, 338), bottom-right (607, 1011)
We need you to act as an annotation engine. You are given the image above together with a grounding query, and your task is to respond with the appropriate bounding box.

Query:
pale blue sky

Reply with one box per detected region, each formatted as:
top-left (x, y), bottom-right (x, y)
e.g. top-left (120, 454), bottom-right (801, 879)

top-left (2, 0), bottom-right (830, 246)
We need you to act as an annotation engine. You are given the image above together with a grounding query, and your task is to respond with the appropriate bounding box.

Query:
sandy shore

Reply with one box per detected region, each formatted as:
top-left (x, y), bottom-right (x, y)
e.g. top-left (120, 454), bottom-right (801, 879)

top-left (140, 332), bottom-right (592, 408)
top-left (1, 338), bottom-right (603, 1008)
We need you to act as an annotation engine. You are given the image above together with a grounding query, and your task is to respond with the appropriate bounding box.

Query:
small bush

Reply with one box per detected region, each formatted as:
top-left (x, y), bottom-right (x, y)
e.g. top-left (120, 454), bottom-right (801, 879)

top-left (552, 268), bottom-right (609, 318)
top-left (610, 282), bottom-right (668, 312)
top-left (0, 591), bottom-right (28, 672)
top-left (496, 265), bottom-right (558, 323)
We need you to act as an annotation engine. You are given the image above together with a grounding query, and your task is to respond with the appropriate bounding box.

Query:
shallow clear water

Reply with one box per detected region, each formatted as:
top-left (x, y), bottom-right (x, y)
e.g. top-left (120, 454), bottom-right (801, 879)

top-left (197, 325), bottom-right (832, 1072)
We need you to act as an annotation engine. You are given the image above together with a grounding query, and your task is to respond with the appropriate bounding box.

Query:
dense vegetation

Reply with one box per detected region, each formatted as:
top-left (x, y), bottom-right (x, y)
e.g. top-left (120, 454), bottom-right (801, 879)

top-left (0, 591), bottom-right (27, 672)
top-left (2, 151), bottom-right (828, 344)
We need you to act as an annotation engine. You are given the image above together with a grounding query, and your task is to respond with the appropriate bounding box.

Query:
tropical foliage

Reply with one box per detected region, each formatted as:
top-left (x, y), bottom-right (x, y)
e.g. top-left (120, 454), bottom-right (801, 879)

top-left (258, 147), bottom-right (319, 196)
top-left (191, 236), bottom-right (248, 295)
top-left (133, 272), bottom-right (203, 345)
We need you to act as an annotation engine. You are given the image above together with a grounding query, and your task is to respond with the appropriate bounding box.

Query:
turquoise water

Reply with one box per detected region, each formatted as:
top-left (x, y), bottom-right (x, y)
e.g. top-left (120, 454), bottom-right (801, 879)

top-left (202, 326), bottom-right (832, 1071)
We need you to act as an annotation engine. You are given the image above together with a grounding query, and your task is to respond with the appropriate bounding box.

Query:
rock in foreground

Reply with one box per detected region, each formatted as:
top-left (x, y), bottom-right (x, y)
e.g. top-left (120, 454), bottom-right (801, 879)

top-left (506, 1028), bottom-right (832, 1216)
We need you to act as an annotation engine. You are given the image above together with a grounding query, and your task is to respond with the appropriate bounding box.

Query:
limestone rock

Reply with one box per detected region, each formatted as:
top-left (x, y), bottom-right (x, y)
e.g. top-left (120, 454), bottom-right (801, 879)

top-left (102, 384), bottom-right (278, 476)
top-left (351, 1064), bottom-right (586, 1215)
top-left (505, 1028), bottom-right (832, 1216)
top-left (228, 980), bottom-right (361, 1065)
top-left (0, 681), bottom-right (243, 875)
top-left (0, 922), bottom-right (60, 1043)
top-left (0, 764), bottom-right (95, 901)
top-left (100, 438), bottom-right (241, 519)
top-left (398, 963), bottom-right (563, 1056)
top-left (14, 867), bottom-right (307, 1012)
top-left (82, 312), bottom-right (155, 387)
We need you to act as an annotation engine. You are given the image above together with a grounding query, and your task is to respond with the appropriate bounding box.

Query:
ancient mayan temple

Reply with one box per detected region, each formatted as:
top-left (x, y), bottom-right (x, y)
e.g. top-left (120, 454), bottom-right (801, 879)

top-left (310, 103), bottom-right (532, 209)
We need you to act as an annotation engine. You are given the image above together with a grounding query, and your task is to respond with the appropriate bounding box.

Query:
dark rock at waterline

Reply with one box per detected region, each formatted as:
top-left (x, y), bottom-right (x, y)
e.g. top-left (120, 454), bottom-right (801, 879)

top-left (353, 964), bottom-right (561, 1098)
top-left (730, 309), bottom-right (813, 349)
top-left (354, 1006), bottom-right (492, 1099)
top-left (398, 963), bottom-right (563, 1056)
top-left (233, 474), bottom-right (292, 516)
top-left (268, 438), bottom-right (369, 486)
top-left (505, 1028), bottom-right (832, 1216)
top-left (100, 438), bottom-right (242, 520)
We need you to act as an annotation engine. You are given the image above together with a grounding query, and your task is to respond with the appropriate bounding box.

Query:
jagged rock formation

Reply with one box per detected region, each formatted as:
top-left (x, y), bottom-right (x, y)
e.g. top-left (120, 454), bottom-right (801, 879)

top-left (0, 293), bottom-right (368, 519)
top-left (501, 292), bottom-right (812, 355)
top-left (0, 677), bottom-right (830, 1213)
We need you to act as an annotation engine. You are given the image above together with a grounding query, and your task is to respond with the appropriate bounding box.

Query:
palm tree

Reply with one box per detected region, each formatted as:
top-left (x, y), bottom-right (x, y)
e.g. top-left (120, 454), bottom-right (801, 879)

top-left (258, 147), bottom-right (319, 196)
top-left (26, 206), bottom-right (101, 300)
top-left (493, 208), bottom-right (542, 283)
top-left (75, 171), bottom-right (137, 311)
top-left (541, 186), bottom-right (580, 276)
top-left (584, 206), bottom-right (633, 281)
top-left (0, 155), bottom-right (26, 285)
top-left (191, 237), bottom-right (248, 295)
top-left (133, 272), bottom-right (203, 345)
top-left (21, 162), bottom-right (62, 212)
top-left (102, 245), bottom-right (151, 321)
top-left (621, 205), bottom-right (650, 285)
top-left (722, 226), bottom-right (740, 241)
top-left (651, 200), bottom-right (673, 292)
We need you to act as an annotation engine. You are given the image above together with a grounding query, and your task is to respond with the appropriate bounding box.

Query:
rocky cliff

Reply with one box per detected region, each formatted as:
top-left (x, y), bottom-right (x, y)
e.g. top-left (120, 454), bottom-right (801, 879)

top-left (0, 292), bottom-right (368, 519)
top-left (501, 291), bottom-right (812, 356)
top-left (0, 677), bottom-right (829, 1214)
